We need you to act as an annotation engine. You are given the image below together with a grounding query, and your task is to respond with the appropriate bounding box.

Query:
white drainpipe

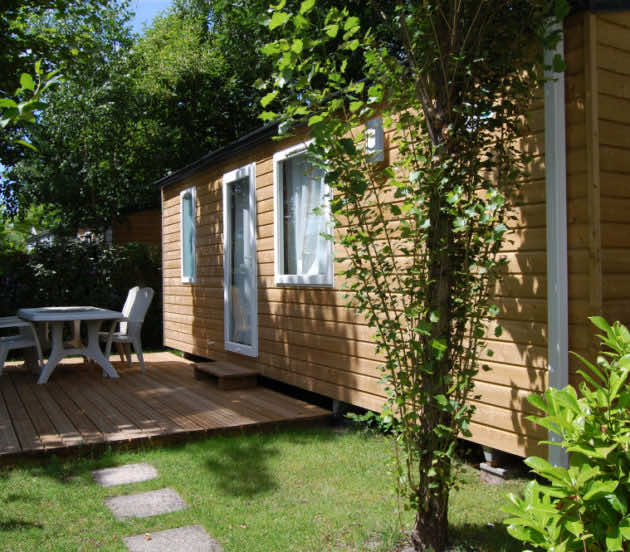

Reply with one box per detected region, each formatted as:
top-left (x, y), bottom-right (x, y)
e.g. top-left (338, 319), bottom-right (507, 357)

top-left (544, 20), bottom-right (570, 468)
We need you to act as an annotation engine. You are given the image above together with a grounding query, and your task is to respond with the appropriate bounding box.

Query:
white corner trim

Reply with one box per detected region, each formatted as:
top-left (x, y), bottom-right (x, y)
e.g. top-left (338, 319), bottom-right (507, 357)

top-left (544, 20), bottom-right (569, 468)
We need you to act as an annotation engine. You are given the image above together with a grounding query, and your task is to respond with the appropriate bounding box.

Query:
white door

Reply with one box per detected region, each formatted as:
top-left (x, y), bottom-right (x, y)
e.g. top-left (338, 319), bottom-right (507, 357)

top-left (223, 163), bottom-right (257, 357)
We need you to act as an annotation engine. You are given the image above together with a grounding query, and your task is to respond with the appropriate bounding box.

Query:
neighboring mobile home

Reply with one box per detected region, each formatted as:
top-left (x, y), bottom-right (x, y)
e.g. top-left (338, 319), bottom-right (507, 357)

top-left (157, 8), bottom-right (630, 459)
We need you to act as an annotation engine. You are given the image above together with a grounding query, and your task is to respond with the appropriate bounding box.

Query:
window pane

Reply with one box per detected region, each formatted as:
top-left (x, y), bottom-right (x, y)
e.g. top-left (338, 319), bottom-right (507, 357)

top-left (229, 178), bottom-right (253, 346)
top-left (182, 193), bottom-right (195, 279)
top-left (281, 154), bottom-right (328, 276)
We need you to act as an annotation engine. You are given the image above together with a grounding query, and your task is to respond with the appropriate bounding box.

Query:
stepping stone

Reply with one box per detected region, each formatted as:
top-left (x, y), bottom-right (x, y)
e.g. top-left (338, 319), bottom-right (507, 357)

top-left (105, 488), bottom-right (188, 520)
top-left (93, 463), bottom-right (159, 488)
top-left (123, 525), bottom-right (223, 551)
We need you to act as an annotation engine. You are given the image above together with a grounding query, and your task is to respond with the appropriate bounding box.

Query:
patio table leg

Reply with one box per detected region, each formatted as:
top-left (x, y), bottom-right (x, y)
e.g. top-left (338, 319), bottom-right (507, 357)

top-left (23, 347), bottom-right (39, 374)
top-left (85, 320), bottom-right (119, 379)
top-left (37, 322), bottom-right (65, 384)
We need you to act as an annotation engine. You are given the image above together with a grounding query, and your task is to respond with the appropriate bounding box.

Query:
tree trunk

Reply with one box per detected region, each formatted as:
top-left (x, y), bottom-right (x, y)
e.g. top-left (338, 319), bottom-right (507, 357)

top-left (410, 491), bottom-right (449, 551)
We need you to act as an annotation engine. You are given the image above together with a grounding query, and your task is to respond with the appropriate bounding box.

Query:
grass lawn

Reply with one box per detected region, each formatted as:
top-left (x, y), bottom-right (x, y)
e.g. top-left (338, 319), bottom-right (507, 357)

top-left (0, 427), bottom-right (528, 551)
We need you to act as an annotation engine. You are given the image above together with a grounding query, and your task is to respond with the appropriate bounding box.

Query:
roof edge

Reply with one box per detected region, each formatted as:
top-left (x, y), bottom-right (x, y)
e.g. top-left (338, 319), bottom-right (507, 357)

top-left (572, 0), bottom-right (630, 11)
top-left (155, 122), bottom-right (279, 190)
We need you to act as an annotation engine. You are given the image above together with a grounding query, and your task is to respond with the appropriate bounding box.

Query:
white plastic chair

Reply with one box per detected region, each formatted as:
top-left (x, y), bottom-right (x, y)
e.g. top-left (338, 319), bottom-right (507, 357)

top-left (0, 316), bottom-right (43, 376)
top-left (99, 287), bottom-right (154, 374)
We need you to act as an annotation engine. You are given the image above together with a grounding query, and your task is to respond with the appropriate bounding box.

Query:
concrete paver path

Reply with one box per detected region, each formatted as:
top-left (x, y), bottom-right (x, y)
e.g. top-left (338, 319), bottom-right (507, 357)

top-left (93, 463), bottom-right (159, 488)
top-left (123, 525), bottom-right (224, 552)
top-left (105, 488), bottom-right (188, 520)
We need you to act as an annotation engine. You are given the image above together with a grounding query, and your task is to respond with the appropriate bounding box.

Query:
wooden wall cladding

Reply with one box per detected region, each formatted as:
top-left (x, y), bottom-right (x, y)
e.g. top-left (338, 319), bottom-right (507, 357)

top-left (160, 14), bottom-right (613, 457)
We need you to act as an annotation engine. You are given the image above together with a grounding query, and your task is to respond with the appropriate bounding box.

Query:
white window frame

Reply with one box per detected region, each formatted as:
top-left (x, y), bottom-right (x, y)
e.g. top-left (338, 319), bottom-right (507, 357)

top-left (223, 163), bottom-right (258, 357)
top-left (273, 142), bottom-right (334, 287)
top-left (180, 186), bottom-right (197, 284)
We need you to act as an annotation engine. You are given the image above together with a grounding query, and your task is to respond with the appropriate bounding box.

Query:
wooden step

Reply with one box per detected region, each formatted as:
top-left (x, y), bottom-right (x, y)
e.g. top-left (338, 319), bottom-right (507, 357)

top-left (193, 361), bottom-right (258, 390)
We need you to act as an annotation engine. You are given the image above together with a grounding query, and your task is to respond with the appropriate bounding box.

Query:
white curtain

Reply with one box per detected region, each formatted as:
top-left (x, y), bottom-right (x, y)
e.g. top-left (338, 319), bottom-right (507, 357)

top-left (283, 154), bottom-right (327, 276)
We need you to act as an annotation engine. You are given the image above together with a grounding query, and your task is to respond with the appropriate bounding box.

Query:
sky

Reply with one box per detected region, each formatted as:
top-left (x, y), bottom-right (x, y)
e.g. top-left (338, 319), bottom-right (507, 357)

top-left (130, 0), bottom-right (173, 34)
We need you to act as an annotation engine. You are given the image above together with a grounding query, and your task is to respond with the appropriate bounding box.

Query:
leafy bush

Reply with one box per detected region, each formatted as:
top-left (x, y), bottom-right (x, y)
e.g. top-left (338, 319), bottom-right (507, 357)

top-left (503, 316), bottom-right (630, 551)
top-left (0, 238), bottom-right (162, 348)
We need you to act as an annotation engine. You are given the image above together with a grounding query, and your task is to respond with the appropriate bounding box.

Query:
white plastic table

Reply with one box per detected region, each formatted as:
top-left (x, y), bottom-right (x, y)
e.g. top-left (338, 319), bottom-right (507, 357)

top-left (17, 307), bottom-right (123, 384)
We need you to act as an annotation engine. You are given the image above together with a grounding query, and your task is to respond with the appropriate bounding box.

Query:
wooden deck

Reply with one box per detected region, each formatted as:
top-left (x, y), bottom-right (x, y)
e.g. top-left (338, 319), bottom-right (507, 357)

top-left (0, 352), bottom-right (330, 459)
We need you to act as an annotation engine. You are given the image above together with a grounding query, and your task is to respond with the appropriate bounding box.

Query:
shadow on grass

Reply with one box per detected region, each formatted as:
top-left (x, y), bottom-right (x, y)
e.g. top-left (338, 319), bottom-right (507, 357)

top-left (0, 519), bottom-right (44, 532)
top-left (203, 437), bottom-right (280, 498)
top-left (448, 521), bottom-right (517, 552)
top-left (3, 493), bottom-right (41, 504)
top-left (280, 425), bottom-right (339, 445)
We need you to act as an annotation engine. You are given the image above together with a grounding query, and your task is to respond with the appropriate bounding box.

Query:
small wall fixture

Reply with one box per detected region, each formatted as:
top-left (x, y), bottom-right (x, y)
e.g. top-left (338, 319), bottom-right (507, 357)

top-left (365, 117), bottom-right (384, 163)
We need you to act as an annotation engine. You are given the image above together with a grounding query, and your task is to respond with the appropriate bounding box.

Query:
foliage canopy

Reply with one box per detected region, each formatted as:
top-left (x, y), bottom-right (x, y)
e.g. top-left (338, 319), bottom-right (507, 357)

top-left (262, 0), bottom-right (567, 550)
top-left (505, 317), bottom-right (630, 552)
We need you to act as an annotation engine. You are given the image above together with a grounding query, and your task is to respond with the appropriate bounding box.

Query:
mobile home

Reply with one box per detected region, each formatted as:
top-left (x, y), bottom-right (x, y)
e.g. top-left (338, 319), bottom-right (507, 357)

top-left (157, 8), bottom-right (630, 458)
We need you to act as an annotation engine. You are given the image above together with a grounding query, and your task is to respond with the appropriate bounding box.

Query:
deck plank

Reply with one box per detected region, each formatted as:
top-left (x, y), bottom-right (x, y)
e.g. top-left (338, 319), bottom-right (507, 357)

top-left (54, 373), bottom-right (142, 442)
top-left (111, 370), bottom-right (203, 433)
top-left (92, 378), bottom-right (175, 437)
top-left (0, 378), bottom-right (20, 455)
top-left (142, 371), bottom-right (253, 429)
top-left (44, 381), bottom-right (104, 444)
top-left (145, 365), bottom-right (265, 426)
top-left (28, 380), bottom-right (84, 447)
top-left (158, 361), bottom-right (326, 422)
top-left (113, 369), bottom-right (230, 431)
top-left (0, 376), bottom-right (43, 452)
top-left (102, 376), bottom-right (189, 434)
top-left (0, 352), bottom-right (330, 459)
top-left (155, 362), bottom-right (277, 423)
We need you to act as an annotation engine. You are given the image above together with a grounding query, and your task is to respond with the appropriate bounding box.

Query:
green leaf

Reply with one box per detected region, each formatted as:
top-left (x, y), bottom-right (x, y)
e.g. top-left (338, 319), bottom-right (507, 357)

top-left (524, 456), bottom-right (554, 475)
top-left (259, 111), bottom-right (277, 122)
top-left (431, 338), bottom-right (447, 352)
top-left (299, 0), bottom-right (315, 14)
top-left (269, 11), bottom-right (291, 30)
top-left (590, 316), bottom-right (611, 333)
top-left (291, 38), bottom-right (303, 54)
top-left (15, 139), bottom-right (37, 151)
top-left (583, 479), bottom-right (618, 501)
top-left (552, 53), bottom-right (566, 73)
top-left (344, 39), bottom-right (360, 51)
top-left (606, 524), bottom-right (623, 552)
top-left (260, 91), bottom-right (278, 108)
top-left (526, 393), bottom-right (547, 412)
top-left (261, 42), bottom-right (282, 56)
top-left (344, 16), bottom-right (360, 31)
top-left (619, 517), bottom-right (630, 538)
top-left (308, 114), bottom-right (324, 126)
top-left (605, 493), bottom-right (628, 516)
top-left (20, 73), bottom-right (35, 91)
top-left (0, 98), bottom-right (18, 108)
top-left (434, 394), bottom-right (448, 407)
top-left (324, 24), bottom-right (339, 37)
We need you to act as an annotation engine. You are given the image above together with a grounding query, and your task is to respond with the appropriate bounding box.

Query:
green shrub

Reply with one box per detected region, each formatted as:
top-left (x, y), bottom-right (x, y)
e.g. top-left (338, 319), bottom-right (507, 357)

top-left (503, 316), bottom-right (630, 551)
top-left (0, 238), bottom-right (162, 348)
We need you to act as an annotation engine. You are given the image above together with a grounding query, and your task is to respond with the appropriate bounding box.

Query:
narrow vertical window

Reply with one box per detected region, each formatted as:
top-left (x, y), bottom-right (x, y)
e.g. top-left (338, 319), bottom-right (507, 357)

top-left (180, 187), bottom-right (196, 283)
top-left (273, 143), bottom-right (333, 287)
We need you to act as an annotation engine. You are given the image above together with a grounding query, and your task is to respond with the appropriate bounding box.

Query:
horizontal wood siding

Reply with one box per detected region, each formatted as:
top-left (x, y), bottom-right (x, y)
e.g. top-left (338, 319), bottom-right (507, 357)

top-left (598, 12), bottom-right (630, 327)
top-left (112, 209), bottom-right (161, 246)
top-left (564, 11), bottom-right (602, 393)
top-left (159, 25), bottom-right (607, 457)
